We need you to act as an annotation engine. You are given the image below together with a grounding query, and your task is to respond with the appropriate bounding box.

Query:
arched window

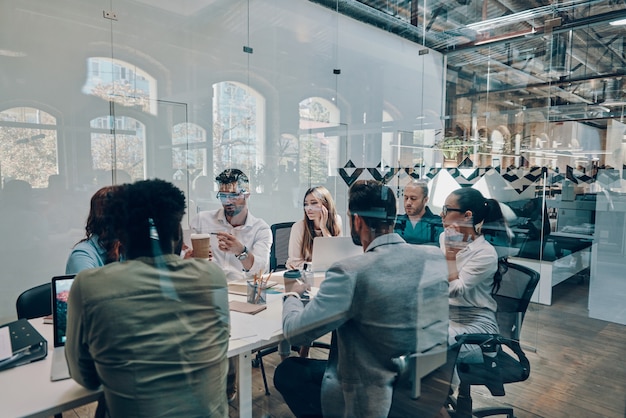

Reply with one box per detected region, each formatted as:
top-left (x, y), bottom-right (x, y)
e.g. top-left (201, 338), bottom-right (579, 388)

top-left (83, 57), bottom-right (157, 115)
top-left (90, 116), bottom-right (146, 182)
top-left (0, 107), bottom-right (58, 188)
top-left (298, 97), bottom-right (340, 186)
top-left (212, 81), bottom-right (265, 178)
top-left (172, 122), bottom-right (207, 182)
top-left (381, 110), bottom-right (395, 167)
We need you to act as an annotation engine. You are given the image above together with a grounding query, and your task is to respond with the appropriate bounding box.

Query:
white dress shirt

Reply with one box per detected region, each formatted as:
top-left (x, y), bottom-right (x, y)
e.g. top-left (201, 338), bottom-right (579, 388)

top-left (440, 233), bottom-right (498, 311)
top-left (190, 208), bottom-right (272, 281)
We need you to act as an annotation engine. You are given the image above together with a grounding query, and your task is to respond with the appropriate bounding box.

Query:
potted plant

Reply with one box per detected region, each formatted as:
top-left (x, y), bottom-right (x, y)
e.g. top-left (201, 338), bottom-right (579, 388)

top-left (435, 135), bottom-right (466, 167)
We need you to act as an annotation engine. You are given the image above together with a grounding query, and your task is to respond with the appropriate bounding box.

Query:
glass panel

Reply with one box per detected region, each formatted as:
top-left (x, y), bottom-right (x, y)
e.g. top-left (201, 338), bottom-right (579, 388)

top-left (0, 0), bottom-right (113, 321)
top-left (0, 108), bottom-right (58, 188)
top-left (2, 0), bottom-right (625, 414)
top-left (212, 81), bottom-right (265, 181)
top-left (90, 115), bottom-right (145, 183)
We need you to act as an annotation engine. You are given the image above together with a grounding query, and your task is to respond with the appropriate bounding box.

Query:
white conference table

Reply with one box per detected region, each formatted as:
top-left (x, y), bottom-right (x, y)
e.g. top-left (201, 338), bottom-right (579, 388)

top-left (2, 291), bottom-right (284, 418)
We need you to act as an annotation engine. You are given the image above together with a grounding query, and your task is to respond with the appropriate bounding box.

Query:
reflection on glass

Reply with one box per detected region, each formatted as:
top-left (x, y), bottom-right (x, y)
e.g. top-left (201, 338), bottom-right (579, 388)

top-left (83, 57), bottom-right (157, 115)
top-left (299, 97), bottom-right (340, 186)
top-left (212, 81), bottom-right (264, 181)
top-left (90, 116), bottom-right (145, 182)
top-left (0, 107), bottom-right (58, 188)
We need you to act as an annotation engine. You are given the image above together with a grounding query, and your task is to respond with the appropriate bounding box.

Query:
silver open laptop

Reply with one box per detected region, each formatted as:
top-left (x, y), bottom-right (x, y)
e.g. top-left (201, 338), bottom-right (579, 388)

top-left (50, 275), bottom-right (75, 381)
top-left (311, 236), bottom-right (362, 272)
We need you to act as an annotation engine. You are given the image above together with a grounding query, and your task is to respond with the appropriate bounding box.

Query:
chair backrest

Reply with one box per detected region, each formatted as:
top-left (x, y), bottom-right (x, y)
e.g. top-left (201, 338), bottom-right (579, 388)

top-left (270, 222), bottom-right (295, 271)
top-left (493, 262), bottom-right (540, 340)
top-left (16, 283), bottom-right (52, 319)
top-left (389, 342), bottom-right (462, 418)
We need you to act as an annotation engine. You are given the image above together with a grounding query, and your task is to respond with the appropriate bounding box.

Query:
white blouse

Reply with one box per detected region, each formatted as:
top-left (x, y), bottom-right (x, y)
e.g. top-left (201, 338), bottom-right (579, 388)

top-left (286, 215), bottom-right (342, 270)
top-left (439, 234), bottom-right (498, 311)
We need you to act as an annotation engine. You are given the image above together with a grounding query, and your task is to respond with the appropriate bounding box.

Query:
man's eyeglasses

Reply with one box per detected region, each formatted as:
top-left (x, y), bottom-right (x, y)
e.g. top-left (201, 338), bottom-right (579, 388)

top-left (441, 206), bottom-right (465, 216)
top-left (216, 191), bottom-right (246, 201)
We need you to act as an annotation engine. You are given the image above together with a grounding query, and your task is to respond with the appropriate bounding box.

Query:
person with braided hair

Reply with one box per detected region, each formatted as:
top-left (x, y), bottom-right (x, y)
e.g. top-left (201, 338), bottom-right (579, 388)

top-left (66, 179), bottom-right (230, 417)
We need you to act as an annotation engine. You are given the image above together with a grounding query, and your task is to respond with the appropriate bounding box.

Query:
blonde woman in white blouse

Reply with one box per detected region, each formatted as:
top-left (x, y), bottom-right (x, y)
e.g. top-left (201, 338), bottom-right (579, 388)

top-left (286, 186), bottom-right (342, 270)
top-left (283, 186), bottom-right (342, 359)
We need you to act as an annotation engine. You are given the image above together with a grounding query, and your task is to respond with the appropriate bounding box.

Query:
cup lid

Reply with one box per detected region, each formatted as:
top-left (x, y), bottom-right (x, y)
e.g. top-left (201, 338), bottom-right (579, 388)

top-left (283, 269), bottom-right (302, 278)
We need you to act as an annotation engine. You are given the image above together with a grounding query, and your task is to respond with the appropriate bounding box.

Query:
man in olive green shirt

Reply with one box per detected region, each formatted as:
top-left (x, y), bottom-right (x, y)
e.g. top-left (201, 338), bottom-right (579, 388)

top-left (66, 179), bottom-right (230, 418)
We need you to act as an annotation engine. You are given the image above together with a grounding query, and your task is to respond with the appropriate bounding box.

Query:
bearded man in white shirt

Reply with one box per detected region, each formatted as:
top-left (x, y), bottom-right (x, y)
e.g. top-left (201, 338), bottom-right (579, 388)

top-left (190, 168), bottom-right (272, 403)
top-left (190, 168), bottom-right (272, 281)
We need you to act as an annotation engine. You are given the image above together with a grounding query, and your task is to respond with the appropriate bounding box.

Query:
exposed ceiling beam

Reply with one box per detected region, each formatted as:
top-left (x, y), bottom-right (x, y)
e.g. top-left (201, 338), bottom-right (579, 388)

top-left (453, 70), bottom-right (626, 99)
top-left (446, 8), bottom-right (626, 55)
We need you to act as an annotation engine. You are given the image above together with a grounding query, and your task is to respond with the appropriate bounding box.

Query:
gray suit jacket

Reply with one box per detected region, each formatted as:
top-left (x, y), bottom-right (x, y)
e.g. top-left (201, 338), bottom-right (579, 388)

top-left (283, 233), bottom-right (448, 418)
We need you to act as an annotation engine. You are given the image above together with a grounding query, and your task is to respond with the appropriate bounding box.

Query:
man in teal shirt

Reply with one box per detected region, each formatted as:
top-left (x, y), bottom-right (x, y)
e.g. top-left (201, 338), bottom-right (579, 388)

top-left (66, 179), bottom-right (230, 418)
top-left (394, 180), bottom-right (441, 245)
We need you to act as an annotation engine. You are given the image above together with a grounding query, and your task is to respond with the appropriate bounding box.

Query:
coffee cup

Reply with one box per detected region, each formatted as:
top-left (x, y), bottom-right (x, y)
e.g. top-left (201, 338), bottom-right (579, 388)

top-left (191, 233), bottom-right (211, 259)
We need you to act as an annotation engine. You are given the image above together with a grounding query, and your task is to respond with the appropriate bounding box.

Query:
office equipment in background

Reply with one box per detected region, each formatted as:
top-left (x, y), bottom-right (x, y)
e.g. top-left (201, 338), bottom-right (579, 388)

top-left (311, 236), bottom-right (361, 272)
top-left (50, 275), bottom-right (75, 381)
top-left (0, 319), bottom-right (47, 371)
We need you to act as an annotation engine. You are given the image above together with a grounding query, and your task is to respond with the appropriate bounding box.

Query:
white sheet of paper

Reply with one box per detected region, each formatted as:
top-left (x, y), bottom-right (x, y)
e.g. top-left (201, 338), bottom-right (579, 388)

top-left (0, 326), bottom-right (12, 361)
top-left (229, 312), bottom-right (282, 342)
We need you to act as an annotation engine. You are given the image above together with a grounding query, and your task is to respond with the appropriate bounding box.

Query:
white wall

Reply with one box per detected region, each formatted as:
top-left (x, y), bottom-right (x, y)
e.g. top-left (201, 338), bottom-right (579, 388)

top-left (0, 0), bottom-right (444, 323)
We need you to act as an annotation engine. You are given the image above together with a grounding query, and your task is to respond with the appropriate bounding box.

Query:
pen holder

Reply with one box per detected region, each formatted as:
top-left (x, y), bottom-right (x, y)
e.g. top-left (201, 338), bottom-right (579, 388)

top-left (302, 269), bottom-right (315, 288)
top-left (246, 280), bottom-right (267, 305)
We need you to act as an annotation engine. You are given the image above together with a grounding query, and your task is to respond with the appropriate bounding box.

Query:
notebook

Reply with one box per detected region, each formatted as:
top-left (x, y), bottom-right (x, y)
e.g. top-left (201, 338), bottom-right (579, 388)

top-left (50, 275), bottom-right (75, 381)
top-left (311, 236), bottom-right (362, 272)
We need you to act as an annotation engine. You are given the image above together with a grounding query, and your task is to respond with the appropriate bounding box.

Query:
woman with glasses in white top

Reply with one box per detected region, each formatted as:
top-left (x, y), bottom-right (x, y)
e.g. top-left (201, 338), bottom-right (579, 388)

top-left (439, 187), bottom-right (511, 362)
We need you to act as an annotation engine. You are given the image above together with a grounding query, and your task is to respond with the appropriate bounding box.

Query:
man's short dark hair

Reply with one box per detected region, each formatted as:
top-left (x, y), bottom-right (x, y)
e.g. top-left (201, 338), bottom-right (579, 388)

top-left (215, 168), bottom-right (249, 191)
top-left (114, 179), bottom-right (186, 259)
top-left (348, 180), bottom-right (396, 229)
top-left (406, 180), bottom-right (429, 197)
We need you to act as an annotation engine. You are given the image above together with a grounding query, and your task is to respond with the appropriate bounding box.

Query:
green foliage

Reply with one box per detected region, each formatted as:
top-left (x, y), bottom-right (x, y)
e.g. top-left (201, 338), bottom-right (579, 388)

top-left (435, 135), bottom-right (466, 160)
top-left (299, 136), bottom-right (328, 186)
top-left (0, 121), bottom-right (58, 188)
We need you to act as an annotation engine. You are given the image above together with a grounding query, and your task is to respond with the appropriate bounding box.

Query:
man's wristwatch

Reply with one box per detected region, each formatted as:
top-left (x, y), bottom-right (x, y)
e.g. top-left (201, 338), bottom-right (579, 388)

top-left (236, 246), bottom-right (248, 261)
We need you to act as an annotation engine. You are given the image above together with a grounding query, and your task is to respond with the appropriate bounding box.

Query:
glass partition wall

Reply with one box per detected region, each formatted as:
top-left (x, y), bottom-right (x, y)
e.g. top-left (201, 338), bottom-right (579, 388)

top-left (441, 8), bottom-right (626, 330)
top-left (0, 0), bottom-right (444, 323)
top-left (2, 1), bottom-right (625, 414)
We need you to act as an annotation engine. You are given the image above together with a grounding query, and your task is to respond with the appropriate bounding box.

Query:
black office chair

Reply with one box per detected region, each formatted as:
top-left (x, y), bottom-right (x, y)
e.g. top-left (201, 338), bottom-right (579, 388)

top-left (389, 341), bottom-right (463, 418)
top-left (448, 262), bottom-right (540, 418)
top-left (269, 221), bottom-right (294, 271)
top-left (253, 221), bottom-right (296, 394)
top-left (16, 283), bottom-right (52, 319)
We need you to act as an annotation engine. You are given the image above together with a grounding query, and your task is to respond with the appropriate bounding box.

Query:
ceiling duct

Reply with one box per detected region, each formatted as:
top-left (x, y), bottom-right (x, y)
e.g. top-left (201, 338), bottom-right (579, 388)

top-left (546, 31), bottom-right (571, 77)
top-left (601, 77), bottom-right (626, 107)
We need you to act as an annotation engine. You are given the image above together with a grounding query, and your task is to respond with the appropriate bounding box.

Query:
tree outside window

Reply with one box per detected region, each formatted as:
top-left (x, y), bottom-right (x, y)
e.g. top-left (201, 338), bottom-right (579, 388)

top-left (172, 122), bottom-right (206, 184)
top-left (90, 116), bottom-right (145, 182)
top-left (0, 107), bottom-right (58, 188)
top-left (298, 97), bottom-right (340, 186)
top-left (212, 81), bottom-right (265, 185)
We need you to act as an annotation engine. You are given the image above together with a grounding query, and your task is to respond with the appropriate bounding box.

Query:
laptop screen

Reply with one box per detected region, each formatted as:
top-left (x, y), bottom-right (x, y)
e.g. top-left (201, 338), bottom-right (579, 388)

top-left (51, 275), bottom-right (75, 348)
top-left (311, 236), bottom-right (362, 272)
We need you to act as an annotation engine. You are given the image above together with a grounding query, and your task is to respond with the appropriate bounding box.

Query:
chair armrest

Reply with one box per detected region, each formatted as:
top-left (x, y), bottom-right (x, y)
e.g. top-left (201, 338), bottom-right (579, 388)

top-left (311, 341), bottom-right (331, 350)
top-left (455, 333), bottom-right (530, 381)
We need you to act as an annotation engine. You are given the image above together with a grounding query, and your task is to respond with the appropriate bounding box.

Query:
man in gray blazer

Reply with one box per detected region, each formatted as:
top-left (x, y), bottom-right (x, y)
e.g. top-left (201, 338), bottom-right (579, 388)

top-left (274, 180), bottom-right (448, 418)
